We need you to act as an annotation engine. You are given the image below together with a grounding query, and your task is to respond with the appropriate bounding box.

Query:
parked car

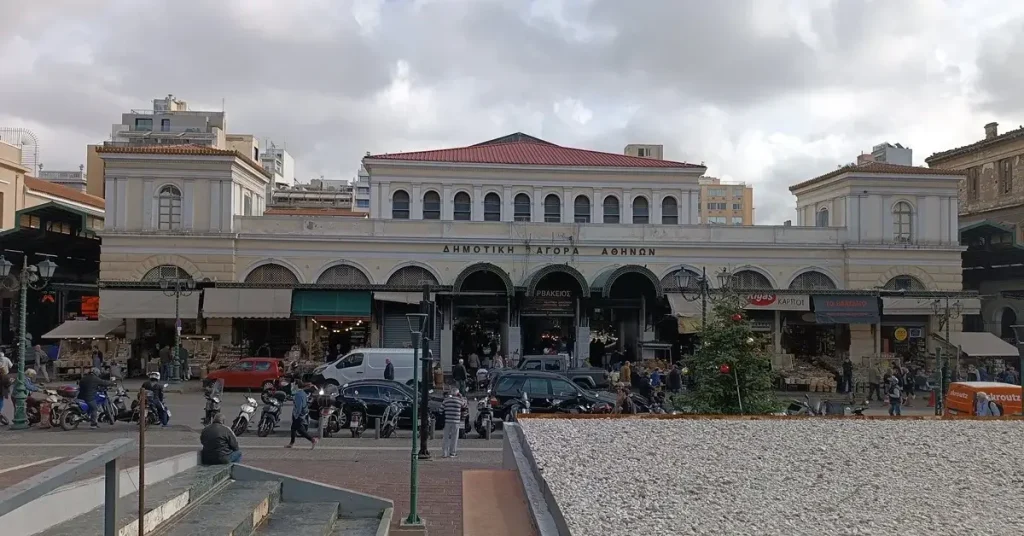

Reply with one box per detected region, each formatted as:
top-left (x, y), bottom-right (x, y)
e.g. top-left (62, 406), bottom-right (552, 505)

top-left (311, 348), bottom-right (418, 387)
top-left (487, 371), bottom-right (615, 421)
top-left (207, 358), bottom-right (285, 390)
top-left (336, 379), bottom-right (460, 430)
top-left (514, 355), bottom-right (610, 389)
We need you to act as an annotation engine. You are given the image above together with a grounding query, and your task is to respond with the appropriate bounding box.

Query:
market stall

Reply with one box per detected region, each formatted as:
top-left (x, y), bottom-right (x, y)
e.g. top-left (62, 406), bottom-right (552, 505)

top-left (41, 319), bottom-right (126, 379)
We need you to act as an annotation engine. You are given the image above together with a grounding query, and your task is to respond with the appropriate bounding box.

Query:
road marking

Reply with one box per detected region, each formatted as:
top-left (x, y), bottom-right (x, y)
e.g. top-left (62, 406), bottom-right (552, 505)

top-left (0, 456), bottom-right (65, 475)
top-left (0, 443), bottom-right (503, 452)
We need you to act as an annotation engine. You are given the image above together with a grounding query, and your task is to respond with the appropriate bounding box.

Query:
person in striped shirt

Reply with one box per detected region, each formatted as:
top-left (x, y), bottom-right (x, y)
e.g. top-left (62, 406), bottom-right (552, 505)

top-left (441, 388), bottom-right (467, 458)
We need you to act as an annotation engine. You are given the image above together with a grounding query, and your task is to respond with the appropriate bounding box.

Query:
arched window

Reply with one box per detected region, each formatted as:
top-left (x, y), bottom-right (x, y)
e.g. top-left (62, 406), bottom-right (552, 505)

top-left (883, 275), bottom-right (925, 291)
top-left (392, 190), bottom-right (410, 219)
top-left (544, 194), bottom-right (561, 223)
top-left (574, 195), bottom-right (591, 223)
top-left (603, 196), bottom-right (620, 223)
top-left (245, 263), bottom-right (299, 285)
top-left (815, 208), bottom-right (829, 227)
top-left (484, 192), bottom-right (501, 221)
top-left (789, 270), bottom-right (837, 290)
top-left (453, 192), bottom-right (471, 221)
top-left (732, 270), bottom-right (773, 290)
top-left (662, 196), bottom-right (678, 225)
top-left (423, 191), bottom-right (441, 220)
top-left (513, 193), bottom-right (532, 222)
top-left (894, 201), bottom-right (913, 241)
top-left (142, 265), bottom-right (191, 282)
top-left (632, 196), bottom-right (649, 224)
top-left (157, 185), bottom-right (182, 230)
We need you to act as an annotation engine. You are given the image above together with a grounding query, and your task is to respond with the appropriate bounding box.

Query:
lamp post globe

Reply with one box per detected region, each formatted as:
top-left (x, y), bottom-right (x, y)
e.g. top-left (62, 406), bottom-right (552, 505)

top-left (674, 270), bottom-right (692, 290)
top-left (716, 268), bottom-right (732, 289)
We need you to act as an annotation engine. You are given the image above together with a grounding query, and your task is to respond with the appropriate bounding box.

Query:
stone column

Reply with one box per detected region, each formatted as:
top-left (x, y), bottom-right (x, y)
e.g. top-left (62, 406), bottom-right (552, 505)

top-left (473, 185), bottom-right (484, 221)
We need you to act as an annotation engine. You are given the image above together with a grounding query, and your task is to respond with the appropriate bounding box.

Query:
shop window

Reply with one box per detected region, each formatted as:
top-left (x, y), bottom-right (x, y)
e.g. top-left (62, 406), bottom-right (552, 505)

top-left (815, 208), bottom-right (829, 227)
top-left (574, 195), bottom-right (591, 223)
top-left (392, 190), bottom-right (410, 219)
top-left (514, 193), bottom-right (532, 222)
top-left (893, 201), bottom-right (913, 242)
top-left (662, 196), bottom-right (678, 224)
top-left (157, 185), bottom-right (182, 230)
top-left (484, 192), bottom-right (501, 221)
top-left (423, 191), bottom-right (441, 220)
top-left (632, 196), bottom-right (649, 224)
top-left (603, 196), bottom-right (620, 223)
top-left (453, 192), bottom-right (471, 221)
top-left (544, 194), bottom-right (561, 223)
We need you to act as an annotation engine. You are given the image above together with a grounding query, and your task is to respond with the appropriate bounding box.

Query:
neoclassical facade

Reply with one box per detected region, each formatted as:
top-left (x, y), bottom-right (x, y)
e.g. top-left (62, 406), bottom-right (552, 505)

top-left (97, 136), bottom-right (976, 369)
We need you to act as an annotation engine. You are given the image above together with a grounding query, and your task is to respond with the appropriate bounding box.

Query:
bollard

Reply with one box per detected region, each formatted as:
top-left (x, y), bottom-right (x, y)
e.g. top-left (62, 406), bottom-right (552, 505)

top-left (40, 400), bottom-right (51, 429)
top-left (375, 417), bottom-right (382, 439)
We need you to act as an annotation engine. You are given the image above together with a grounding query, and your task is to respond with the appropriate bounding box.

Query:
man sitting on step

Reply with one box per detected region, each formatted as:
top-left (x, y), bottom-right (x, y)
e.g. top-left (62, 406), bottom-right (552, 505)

top-left (200, 413), bottom-right (242, 464)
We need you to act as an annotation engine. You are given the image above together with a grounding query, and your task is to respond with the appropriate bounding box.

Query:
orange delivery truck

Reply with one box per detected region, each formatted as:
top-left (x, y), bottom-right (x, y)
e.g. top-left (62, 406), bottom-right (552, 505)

top-left (944, 381), bottom-right (1022, 416)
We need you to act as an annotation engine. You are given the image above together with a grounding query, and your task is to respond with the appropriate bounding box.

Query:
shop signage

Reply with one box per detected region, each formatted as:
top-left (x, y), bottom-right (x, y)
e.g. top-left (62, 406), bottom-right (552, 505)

top-left (522, 291), bottom-right (575, 316)
top-left (442, 245), bottom-right (655, 256)
top-left (750, 319), bottom-right (773, 332)
top-left (812, 295), bottom-right (880, 325)
top-left (743, 293), bottom-right (809, 311)
top-left (893, 327), bottom-right (908, 342)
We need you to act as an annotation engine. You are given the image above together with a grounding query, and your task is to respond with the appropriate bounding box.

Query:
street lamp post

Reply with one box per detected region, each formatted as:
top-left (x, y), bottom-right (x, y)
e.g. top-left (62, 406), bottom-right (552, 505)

top-left (159, 276), bottom-right (195, 383)
top-left (931, 296), bottom-right (963, 416)
top-left (0, 254), bottom-right (58, 430)
top-left (674, 267), bottom-right (734, 328)
top-left (403, 311), bottom-right (428, 529)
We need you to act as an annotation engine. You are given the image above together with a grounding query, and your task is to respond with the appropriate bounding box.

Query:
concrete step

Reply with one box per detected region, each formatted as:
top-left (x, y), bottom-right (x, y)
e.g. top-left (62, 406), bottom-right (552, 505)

top-left (38, 464), bottom-right (232, 536)
top-left (331, 517), bottom-right (382, 536)
top-left (462, 469), bottom-right (538, 536)
top-left (254, 502), bottom-right (340, 536)
top-left (162, 480), bottom-right (280, 536)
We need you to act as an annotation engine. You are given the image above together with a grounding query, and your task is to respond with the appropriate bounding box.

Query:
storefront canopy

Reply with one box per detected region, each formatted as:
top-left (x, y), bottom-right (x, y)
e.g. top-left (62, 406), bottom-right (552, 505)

top-left (99, 289), bottom-right (201, 319)
top-left (203, 288), bottom-right (293, 318)
top-left (374, 291), bottom-right (435, 305)
top-left (292, 290), bottom-right (371, 317)
top-left (939, 332), bottom-right (1020, 358)
top-left (883, 297), bottom-right (982, 316)
top-left (666, 294), bottom-right (702, 316)
top-left (42, 319), bottom-right (123, 339)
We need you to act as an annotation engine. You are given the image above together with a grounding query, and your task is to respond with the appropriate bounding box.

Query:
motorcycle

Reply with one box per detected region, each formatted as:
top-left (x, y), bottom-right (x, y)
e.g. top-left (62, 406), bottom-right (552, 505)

top-left (502, 391), bottom-right (531, 423)
top-left (61, 387), bottom-right (116, 430)
top-left (232, 396), bottom-right (259, 436)
top-left (344, 391), bottom-right (369, 438)
top-left (379, 400), bottom-right (405, 439)
top-left (26, 389), bottom-right (62, 426)
top-left (474, 397), bottom-right (495, 439)
top-left (256, 391), bottom-right (286, 437)
top-left (200, 379), bottom-right (224, 426)
top-left (786, 394), bottom-right (824, 416)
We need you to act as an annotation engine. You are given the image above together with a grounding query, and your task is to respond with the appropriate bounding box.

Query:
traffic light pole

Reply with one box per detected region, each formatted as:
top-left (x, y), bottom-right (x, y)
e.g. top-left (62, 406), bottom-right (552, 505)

top-left (418, 282), bottom-right (433, 460)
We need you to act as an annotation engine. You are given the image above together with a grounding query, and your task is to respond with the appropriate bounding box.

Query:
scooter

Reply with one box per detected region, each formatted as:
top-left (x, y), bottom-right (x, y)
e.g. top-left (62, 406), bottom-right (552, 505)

top-left (201, 379), bottom-right (224, 426)
top-left (232, 396), bottom-right (259, 436)
top-left (257, 391), bottom-right (285, 437)
top-left (474, 397), bottom-right (495, 439)
top-left (502, 391), bottom-right (531, 423)
top-left (26, 389), bottom-right (62, 426)
top-left (344, 392), bottom-right (369, 438)
top-left (378, 400), bottom-right (404, 439)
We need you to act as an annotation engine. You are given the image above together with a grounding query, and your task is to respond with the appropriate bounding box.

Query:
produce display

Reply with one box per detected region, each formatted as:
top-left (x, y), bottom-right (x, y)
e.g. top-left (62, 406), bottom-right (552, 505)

top-left (778, 362), bottom-right (837, 392)
top-left (522, 419), bottom-right (1024, 536)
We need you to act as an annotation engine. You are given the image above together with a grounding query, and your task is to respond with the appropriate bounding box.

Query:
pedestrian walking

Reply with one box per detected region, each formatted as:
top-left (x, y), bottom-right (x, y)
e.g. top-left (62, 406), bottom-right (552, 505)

top-left (887, 376), bottom-right (902, 417)
top-left (286, 383), bottom-right (317, 449)
top-left (441, 388), bottom-right (466, 458)
top-left (841, 356), bottom-right (853, 395)
top-left (33, 344), bottom-right (50, 383)
top-left (452, 358), bottom-right (467, 395)
top-left (867, 363), bottom-right (882, 403)
top-left (384, 358), bottom-right (394, 381)
top-left (667, 364), bottom-right (682, 394)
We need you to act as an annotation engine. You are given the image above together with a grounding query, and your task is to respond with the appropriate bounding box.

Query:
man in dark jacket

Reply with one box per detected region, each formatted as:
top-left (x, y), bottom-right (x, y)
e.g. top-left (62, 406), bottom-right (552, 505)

top-left (841, 357), bottom-right (853, 394)
top-left (200, 413), bottom-right (241, 464)
top-left (78, 367), bottom-right (115, 428)
top-left (667, 364), bottom-right (683, 393)
top-left (384, 359), bottom-right (395, 381)
top-left (286, 382), bottom-right (316, 449)
top-left (452, 358), bottom-right (467, 395)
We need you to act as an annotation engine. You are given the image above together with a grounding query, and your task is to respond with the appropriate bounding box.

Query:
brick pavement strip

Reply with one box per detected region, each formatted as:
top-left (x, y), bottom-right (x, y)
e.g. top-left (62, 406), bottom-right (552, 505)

top-left (248, 457), bottom-right (501, 536)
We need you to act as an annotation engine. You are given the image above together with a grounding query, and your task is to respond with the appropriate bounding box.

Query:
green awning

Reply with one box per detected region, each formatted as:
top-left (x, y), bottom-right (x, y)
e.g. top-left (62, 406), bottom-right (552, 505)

top-left (291, 290), bottom-right (371, 316)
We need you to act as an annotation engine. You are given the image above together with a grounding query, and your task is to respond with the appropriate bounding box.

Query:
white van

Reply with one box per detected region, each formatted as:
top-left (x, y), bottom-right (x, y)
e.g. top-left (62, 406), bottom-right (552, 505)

top-left (313, 348), bottom-right (418, 386)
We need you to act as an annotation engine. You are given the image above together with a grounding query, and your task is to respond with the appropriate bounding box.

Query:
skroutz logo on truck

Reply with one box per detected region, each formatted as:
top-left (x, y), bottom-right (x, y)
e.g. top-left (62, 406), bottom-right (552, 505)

top-left (988, 393), bottom-right (1022, 402)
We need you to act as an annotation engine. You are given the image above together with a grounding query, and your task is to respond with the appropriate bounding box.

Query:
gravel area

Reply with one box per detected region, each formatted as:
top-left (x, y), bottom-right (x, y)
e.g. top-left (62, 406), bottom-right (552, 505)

top-left (520, 419), bottom-right (1024, 536)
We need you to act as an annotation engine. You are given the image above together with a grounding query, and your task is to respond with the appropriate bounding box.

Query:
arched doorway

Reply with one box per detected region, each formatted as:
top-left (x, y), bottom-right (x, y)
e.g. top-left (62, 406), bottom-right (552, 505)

top-left (590, 266), bottom-right (663, 366)
top-left (311, 264), bottom-right (373, 357)
top-left (378, 265), bottom-right (441, 361)
top-left (1000, 307), bottom-right (1018, 341)
top-left (452, 263), bottom-right (514, 370)
top-left (521, 266), bottom-right (589, 362)
top-left (238, 262), bottom-right (301, 357)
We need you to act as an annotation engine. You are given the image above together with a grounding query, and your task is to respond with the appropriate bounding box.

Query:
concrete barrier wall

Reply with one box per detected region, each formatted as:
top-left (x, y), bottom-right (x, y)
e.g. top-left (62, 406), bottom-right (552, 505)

top-left (502, 424), bottom-right (571, 536)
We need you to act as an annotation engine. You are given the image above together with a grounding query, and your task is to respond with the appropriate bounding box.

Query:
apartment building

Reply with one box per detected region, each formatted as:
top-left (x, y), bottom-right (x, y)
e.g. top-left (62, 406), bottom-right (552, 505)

top-left (698, 176), bottom-right (754, 225)
top-left (261, 142), bottom-right (296, 188)
top-left (857, 142), bottom-right (912, 166)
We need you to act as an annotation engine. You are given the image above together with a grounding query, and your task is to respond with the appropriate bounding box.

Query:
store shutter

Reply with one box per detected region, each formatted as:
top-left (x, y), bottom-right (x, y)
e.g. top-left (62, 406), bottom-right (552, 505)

top-left (381, 303), bottom-right (441, 362)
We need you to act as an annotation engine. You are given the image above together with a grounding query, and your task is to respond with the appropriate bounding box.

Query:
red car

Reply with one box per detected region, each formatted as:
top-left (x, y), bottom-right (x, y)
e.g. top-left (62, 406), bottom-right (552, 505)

top-left (206, 358), bottom-right (283, 390)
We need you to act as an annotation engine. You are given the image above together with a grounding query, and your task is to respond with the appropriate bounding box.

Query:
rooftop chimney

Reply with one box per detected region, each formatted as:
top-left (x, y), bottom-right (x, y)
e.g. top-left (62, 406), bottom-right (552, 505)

top-left (985, 122), bottom-right (999, 140)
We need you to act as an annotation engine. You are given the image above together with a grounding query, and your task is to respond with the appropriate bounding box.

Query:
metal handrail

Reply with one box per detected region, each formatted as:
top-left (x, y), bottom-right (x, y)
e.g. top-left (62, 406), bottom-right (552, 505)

top-left (0, 438), bottom-right (136, 536)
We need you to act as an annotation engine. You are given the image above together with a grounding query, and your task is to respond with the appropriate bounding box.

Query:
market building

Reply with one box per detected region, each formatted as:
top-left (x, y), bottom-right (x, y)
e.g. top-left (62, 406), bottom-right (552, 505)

top-left (95, 135), bottom-right (979, 373)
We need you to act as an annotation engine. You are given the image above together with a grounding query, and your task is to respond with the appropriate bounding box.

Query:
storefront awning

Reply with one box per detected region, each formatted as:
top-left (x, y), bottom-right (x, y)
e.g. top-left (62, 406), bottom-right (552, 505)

top-left (883, 297), bottom-right (982, 316)
top-left (203, 288), bottom-right (293, 318)
top-left (666, 294), bottom-right (702, 316)
top-left (742, 293), bottom-right (809, 311)
top-left (938, 332), bottom-right (1020, 358)
top-left (292, 290), bottom-right (371, 317)
top-left (374, 291), bottom-right (435, 305)
top-left (42, 319), bottom-right (124, 339)
top-left (99, 290), bottom-right (201, 319)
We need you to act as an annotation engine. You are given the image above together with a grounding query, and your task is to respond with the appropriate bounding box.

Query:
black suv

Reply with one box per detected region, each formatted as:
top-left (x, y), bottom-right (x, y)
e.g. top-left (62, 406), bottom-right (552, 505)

top-left (337, 379), bottom-right (466, 431)
top-left (488, 371), bottom-right (615, 419)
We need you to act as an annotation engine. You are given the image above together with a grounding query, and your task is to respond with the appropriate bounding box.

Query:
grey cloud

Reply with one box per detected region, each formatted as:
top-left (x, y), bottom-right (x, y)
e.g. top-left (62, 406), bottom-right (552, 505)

top-left (975, 17), bottom-right (1024, 116)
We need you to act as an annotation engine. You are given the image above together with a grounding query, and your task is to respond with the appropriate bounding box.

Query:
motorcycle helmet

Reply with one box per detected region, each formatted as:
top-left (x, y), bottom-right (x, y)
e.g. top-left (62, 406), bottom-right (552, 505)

top-left (149, 372), bottom-right (161, 381)
top-left (25, 368), bottom-right (36, 377)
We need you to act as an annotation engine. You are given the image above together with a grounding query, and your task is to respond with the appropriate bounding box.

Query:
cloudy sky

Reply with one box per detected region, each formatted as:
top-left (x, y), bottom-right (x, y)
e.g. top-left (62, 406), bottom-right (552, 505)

top-left (3, 0), bottom-right (1023, 223)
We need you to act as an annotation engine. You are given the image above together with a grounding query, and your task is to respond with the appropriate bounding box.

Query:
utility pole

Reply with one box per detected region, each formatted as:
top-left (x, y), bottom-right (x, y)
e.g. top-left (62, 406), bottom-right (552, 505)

top-left (418, 282), bottom-right (432, 460)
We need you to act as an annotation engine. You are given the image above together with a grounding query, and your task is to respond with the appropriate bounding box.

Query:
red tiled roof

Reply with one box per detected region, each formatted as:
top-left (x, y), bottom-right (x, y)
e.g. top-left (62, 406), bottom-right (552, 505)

top-left (264, 207), bottom-right (365, 217)
top-left (790, 162), bottom-right (966, 192)
top-left (926, 125), bottom-right (1024, 164)
top-left (95, 144), bottom-right (272, 178)
top-left (365, 133), bottom-right (701, 169)
top-left (24, 176), bottom-right (105, 209)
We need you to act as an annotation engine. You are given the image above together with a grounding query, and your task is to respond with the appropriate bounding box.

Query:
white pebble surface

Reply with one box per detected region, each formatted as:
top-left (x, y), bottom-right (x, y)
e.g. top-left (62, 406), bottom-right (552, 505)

top-left (520, 418), bottom-right (1024, 536)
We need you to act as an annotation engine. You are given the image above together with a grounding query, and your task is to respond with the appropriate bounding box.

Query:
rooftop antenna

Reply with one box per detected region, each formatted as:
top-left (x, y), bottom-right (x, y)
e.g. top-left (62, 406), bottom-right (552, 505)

top-left (221, 98), bottom-right (225, 112)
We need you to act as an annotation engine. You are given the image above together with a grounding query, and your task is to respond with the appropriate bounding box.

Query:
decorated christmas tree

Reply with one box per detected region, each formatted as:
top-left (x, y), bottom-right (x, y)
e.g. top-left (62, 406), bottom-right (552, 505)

top-left (682, 296), bottom-right (778, 414)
